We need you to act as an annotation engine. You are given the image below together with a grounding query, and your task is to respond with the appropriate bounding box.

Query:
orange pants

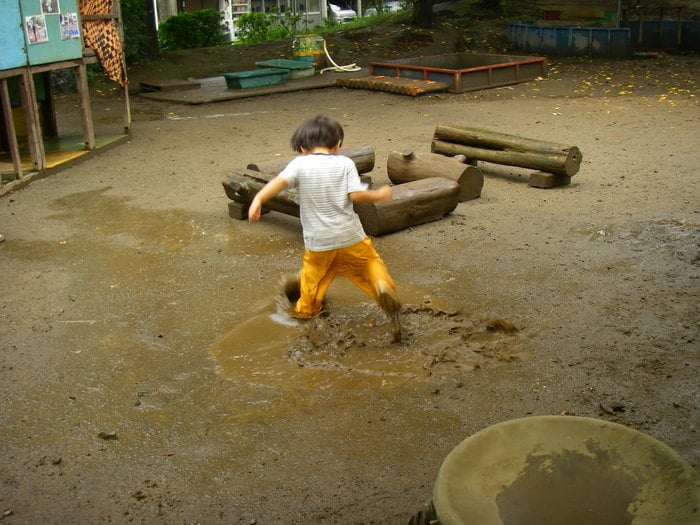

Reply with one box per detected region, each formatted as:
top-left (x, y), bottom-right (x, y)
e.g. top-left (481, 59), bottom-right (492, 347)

top-left (294, 237), bottom-right (397, 318)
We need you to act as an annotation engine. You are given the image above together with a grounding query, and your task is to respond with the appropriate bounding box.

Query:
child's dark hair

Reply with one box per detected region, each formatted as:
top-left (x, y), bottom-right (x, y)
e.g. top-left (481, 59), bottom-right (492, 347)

top-left (290, 115), bottom-right (344, 153)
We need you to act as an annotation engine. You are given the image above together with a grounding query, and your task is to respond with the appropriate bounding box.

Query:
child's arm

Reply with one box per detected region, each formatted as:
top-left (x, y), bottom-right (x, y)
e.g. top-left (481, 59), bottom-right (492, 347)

top-left (248, 176), bottom-right (289, 222)
top-left (349, 185), bottom-right (392, 204)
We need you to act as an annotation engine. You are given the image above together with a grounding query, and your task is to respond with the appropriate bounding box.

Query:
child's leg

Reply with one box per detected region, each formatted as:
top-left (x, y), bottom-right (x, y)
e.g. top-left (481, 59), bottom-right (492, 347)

top-left (294, 248), bottom-right (338, 318)
top-left (338, 238), bottom-right (398, 299)
top-left (339, 238), bottom-right (401, 341)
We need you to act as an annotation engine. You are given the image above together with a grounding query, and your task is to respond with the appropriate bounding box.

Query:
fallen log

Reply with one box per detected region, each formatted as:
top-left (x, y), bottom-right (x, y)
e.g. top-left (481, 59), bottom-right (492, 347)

top-left (354, 178), bottom-right (461, 236)
top-left (432, 139), bottom-right (581, 177)
top-left (386, 150), bottom-right (483, 202)
top-left (434, 124), bottom-right (583, 156)
top-left (433, 124), bottom-right (582, 177)
top-left (247, 144), bottom-right (375, 176)
top-left (222, 169), bottom-right (299, 218)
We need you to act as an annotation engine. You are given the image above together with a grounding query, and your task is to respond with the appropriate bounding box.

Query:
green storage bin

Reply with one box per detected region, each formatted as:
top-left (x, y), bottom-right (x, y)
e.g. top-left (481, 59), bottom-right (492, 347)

top-left (255, 59), bottom-right (315, 79)
top-left (224, 68), bottom-right (288, 89)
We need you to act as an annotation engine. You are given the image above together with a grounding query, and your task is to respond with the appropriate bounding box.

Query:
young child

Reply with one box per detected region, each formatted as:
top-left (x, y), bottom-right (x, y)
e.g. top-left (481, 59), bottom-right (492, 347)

top-left (248, 115), bottom-right (402, 342)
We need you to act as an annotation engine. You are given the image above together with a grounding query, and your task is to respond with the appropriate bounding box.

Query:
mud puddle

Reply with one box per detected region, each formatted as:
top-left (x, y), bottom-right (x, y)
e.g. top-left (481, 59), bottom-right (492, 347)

top-left (212, 279), bottom-right (529, 395)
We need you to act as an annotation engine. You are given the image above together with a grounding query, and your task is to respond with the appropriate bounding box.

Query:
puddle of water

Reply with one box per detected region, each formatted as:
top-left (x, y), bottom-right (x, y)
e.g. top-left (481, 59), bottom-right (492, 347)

top-left (496, 448), bottom-right (638, 525)
top-left (4, 187), bottom-right (528, 453)
top-left (211, 279), bottom-right (528, 396)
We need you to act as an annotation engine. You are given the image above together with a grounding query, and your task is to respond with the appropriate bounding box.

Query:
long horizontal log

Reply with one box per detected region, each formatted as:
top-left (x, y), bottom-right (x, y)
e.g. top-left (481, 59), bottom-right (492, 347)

top-left (222, 169), bottom-right (299, 217)
top-left (434, 123), bottom-right (582, 157)
top-left (434, 124), bottom-right (582, 177)
top-left (387, 150), bottom-right (483, 202)
top-left (247, 144), bottom-right (375, 176)
top-left (354, 178), bottom-right (461, 236)
top-left (224, 170), bottom-right (460, 235)
top-left (431, 139), bottom-right (581, 177)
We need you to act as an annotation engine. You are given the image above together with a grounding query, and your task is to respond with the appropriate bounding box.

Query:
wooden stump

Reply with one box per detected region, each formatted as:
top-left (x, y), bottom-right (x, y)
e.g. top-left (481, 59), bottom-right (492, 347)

top-left (354, 178), bottom-right (461, 236)
top-left (387, 150), bottom-right (483, 202)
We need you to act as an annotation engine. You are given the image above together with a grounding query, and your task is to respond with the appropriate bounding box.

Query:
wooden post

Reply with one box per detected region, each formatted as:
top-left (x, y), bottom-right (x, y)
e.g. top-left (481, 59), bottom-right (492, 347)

top-left (386, 150), bottom-right (483, 202)
top-left (112, 0), bottom-right (131, 134)
top-left (75, 63), bottom-right (96, 150)
top-left (20, 69), bottom-right (45, 172)
top-left (0, 77), bottom-right (23, 179)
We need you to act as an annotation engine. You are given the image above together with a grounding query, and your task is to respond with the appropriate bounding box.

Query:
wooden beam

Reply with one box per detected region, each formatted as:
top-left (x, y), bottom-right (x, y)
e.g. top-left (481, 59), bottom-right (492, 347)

top-left (19, 70), bottom-right (45, 172)
top-left (76, 63), bottom-right (96, 150)
top-left (0, 78), bottom-right (23, 179)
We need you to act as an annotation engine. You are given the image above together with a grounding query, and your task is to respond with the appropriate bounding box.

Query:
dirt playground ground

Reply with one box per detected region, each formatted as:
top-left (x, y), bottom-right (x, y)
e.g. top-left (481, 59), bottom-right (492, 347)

top-left (0, 40), bottom-right (699, 524)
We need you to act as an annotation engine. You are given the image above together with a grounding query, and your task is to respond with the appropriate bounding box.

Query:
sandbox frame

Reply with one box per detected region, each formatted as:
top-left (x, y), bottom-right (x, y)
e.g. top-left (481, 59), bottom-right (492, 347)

top-left (369, 53), bottom-right (547, 93)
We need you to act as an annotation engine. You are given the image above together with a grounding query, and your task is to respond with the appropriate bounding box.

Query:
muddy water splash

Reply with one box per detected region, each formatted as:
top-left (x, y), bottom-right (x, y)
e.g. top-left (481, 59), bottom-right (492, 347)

top-left (211, 279), bottom-right (528, 395)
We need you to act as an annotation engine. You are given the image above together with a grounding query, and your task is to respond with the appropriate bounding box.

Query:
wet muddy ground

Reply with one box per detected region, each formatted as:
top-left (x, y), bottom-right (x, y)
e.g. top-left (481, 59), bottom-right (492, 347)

top-left (1, 53), bottom-right (698, 523)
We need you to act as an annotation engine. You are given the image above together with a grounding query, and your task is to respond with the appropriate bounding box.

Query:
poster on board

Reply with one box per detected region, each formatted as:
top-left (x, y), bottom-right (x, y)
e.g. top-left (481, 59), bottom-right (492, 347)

top-left (59, 12), bottom-right (80, 40)
top-left (25, 14), bottom-right (49, 44)
top-left (42, 0), bottom-right (60, 14)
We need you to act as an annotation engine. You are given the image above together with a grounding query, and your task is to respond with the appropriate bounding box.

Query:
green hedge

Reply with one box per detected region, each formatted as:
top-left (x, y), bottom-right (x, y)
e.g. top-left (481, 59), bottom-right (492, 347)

top-left (158, 9), bottom-right (227, 50)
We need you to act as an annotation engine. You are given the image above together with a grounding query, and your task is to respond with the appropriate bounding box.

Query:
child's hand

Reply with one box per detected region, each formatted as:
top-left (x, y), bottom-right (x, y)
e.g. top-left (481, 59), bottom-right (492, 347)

top-left (248, 197), bottom-right (262, 221)
top-left (375, 185), bottom-right (392, 201)
top-left (349, 185), bottom-right (393, 204)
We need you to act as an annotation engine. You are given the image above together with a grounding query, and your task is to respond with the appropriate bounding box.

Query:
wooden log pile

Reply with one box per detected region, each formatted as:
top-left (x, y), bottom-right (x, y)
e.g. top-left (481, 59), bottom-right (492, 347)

top-left (222, 143), bottom-right (463, 235)
top-left (221, 125), bottom-right (582, 235)
top-left (431, 123), bottom-right (583, 188)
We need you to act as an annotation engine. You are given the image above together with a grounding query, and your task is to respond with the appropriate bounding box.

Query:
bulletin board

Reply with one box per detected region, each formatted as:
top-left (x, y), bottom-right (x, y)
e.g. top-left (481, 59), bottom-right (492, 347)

top-left (0, 0), bottom-right (83, 70)
top-left (0, 3), bottom-right (28, 70)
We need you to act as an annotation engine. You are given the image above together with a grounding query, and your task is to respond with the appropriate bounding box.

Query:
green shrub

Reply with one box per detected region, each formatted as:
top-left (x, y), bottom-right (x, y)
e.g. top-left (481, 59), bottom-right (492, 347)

top-left (235, 9), bottom-right (303, 44)
top-left (121, 0), bottom-right (151, 62)
top-left (158, 9), bottom-right (227, 50)
top-left (235, 12), bottom-right (274, 44)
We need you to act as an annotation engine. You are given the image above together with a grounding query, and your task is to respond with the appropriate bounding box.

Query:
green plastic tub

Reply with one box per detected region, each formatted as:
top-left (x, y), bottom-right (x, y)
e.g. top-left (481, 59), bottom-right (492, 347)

top-left (224, 68), bottom-right (288, 89)
top-left (255, 59), bottom-right (315, 79)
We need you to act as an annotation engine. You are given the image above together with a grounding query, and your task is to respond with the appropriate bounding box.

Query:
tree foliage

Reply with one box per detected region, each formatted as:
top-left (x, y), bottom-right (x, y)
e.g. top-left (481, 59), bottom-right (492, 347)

top-left (235, 9), bottom-right (303, 44)
top-left (158, 9), bottom-right (227, 50)
top-left (117, 0), bottom-right (152, 63)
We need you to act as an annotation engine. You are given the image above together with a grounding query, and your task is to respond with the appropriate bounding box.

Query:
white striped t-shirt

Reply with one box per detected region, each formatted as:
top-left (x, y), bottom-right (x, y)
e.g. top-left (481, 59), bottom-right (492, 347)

top-left (278, 153), bottom-right (368, 251)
